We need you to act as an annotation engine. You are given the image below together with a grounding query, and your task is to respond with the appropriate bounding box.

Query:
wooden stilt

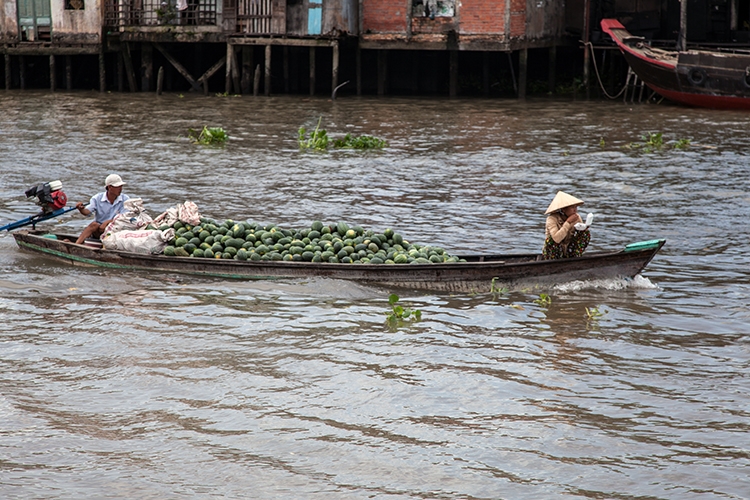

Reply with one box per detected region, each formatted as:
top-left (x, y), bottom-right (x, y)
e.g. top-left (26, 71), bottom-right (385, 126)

top-left (231, 46), bottom-right (240, 94)
top-left (99, 49), bottom-right (106, 92)
top-left (153, 43), bottom-right (202, 92)
top-left (197, 56), bottom-right (226, 91)
top-left (241, 46), bottom-right (253, 94)
top-left (50, 55), bottom-right (56, 92)
top-left (253, 64), bottom-right (261, 96)
top-left (309, 47), bottom-right (315, 96)
top-left (225, 43), bottom-right (233, 93)
top-left (141, 43), bottom-right (152, 92)
top-left (122, 43), bottom-right (137, 92)
top-left (157, 66), bottom-right (164, 95)
top-left (66, 55), bottom-right (73, 90)
top-left (583, 0), bottom-right (591, 98)
top-left (507, 52), bottom-right (518, 96)
top-left (518, 48), bottom-right (528, 100)
top-left (331, 41), bottom-right (339, 97)
top-left (264, 45), bottom-right (271, 96)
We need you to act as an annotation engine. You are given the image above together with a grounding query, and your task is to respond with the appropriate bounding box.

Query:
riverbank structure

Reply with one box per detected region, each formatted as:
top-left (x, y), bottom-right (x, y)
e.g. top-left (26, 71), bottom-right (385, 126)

top-left (2, 1), bottom-right (750, 97)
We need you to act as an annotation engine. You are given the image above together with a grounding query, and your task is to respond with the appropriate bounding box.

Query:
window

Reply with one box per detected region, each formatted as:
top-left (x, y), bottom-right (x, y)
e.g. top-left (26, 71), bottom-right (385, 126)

top-left (412, 0), bottom-right (455, 18)
top-left (65, 0), bottom-right (85, 9)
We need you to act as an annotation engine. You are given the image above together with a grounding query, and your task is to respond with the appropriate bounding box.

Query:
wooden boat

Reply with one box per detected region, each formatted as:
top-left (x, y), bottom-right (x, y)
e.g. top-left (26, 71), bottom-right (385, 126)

top-left (601, 18), bottom-right (750, 110)
top-left (11, 230), bottom-right (666, 293)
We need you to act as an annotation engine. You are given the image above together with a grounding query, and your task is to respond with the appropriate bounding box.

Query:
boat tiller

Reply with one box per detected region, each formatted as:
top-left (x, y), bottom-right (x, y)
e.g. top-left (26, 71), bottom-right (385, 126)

top-left (1, 180), bottom-right (76, 232)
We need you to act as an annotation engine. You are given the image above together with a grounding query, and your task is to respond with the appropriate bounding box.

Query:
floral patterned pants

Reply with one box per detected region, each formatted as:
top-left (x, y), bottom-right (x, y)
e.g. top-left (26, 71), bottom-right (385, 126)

top-left (542, 229), bottom-right (590, 260)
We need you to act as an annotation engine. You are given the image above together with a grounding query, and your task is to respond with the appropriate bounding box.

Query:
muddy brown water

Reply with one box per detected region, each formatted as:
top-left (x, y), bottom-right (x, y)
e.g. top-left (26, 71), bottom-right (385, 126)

top-left (1, 91), bottom-right (748, 499)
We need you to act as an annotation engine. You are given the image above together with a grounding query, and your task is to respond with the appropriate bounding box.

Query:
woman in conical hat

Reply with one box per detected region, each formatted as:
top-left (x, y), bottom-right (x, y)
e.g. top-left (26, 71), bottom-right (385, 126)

top-left (541, 191), bottom-right (590, 260)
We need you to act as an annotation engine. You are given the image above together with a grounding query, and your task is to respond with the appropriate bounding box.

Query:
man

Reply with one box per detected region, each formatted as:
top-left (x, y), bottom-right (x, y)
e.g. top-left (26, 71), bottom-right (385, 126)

top-left (75, 174), bottom-right (130, 244)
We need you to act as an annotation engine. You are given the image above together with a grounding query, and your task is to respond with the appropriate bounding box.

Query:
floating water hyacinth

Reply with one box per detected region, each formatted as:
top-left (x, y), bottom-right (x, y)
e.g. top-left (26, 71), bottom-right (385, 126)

top-left (189, 126), bottom-right (228, 145)
top-left (299, 117), bottom-right (386, 151)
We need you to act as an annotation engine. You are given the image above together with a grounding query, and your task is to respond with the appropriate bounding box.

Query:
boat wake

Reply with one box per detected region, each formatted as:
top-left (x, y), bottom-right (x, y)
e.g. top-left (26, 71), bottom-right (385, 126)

top-left (553, 274), bottom-right (658, 292)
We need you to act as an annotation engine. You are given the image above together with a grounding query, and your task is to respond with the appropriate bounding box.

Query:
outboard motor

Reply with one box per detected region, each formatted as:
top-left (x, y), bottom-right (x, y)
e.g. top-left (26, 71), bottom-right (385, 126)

top-left (25, 180), bottom-right (68, 214)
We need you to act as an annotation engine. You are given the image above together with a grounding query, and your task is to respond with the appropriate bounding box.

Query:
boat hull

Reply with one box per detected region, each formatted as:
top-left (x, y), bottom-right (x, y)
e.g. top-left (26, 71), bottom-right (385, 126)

top-left (12, 231), bottom-right (665, 293)
top-left (602, 19), bottom-right (750, 110)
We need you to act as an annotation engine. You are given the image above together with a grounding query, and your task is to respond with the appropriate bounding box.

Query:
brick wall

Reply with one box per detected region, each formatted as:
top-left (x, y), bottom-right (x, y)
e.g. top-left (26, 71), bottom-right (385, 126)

top-left (362, 0), bottom-right (408, 33)
top-left (459, 0), bottom-right (508, 34)
top-left (509, 0), bottom-right (527, 37)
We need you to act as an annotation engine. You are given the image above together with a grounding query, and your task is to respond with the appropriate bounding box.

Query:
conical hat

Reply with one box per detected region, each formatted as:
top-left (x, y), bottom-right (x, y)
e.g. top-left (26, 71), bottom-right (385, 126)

top-left (545, 191), bottom-right (584, 214)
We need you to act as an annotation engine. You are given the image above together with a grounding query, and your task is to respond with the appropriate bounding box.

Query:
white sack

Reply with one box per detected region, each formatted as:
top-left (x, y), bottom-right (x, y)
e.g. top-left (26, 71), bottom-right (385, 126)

top-left (102, 228), bottom-right (175, 254)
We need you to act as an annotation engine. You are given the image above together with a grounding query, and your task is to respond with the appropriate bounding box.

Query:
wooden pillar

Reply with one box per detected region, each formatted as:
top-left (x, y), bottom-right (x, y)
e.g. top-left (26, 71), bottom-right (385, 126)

top-left (253, 63), bottom-right (260, 96)
top-left (309, 46), bottom-right (316, 96)
top-left (122, 43), bottom-right (137, 92)
top-left (518, 48), bottom-right (528, 100)
top-left (140, 43), bottom-right (152, 92)
top-left (331, 41), bottom-right (339, 97)
top-left (283, 46), bottom-right (290, 94)
top-left (4, 54), bottom-right (10, 90)
top-left (264, 44), bottom-right (271, 96)
top-left (50, 55), bottom-right (56, 92)
top-left (377, 50), bottom-right (387, 96)
top-left (449, 50), bottom-right (458, 98)
top-left (225, 43), bottom-right (233, 93)
top-left (356, 45), bottom-right (362, 96)
top-left (582, 0), bottom-right (591, 98)
top-left (19, 56), bottom-right (26, 90)
top-left (241, 46), bottom-right (253, 94)
top-left (99, 48), bottom-right (106, 92)
top-left (157, 66), bottom-right (164, 95)
top-left (66, 55), bottom-right (73, 90)
top-left (231, 48), bottom-right (240, 94)
top-left (678, 0), bottom-right (687, 51)
top-left (548, 45), bottom-right (556, 94)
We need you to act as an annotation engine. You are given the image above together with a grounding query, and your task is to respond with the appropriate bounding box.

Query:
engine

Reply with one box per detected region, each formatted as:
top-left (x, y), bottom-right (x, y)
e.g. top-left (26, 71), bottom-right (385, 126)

top-left (25, 180), bottom-right (68, 214)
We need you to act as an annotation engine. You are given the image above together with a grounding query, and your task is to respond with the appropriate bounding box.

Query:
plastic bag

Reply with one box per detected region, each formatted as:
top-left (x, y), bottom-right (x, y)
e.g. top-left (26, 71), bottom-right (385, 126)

top-left (102, 228), bottom-right (175, 254)
top-left (574, 213), bottom-right (595, 231)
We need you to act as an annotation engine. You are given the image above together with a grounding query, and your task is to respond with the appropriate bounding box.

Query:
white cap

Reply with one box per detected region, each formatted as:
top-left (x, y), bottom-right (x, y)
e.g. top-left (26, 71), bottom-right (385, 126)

top-left (105, 174), bottom-right (126, 187)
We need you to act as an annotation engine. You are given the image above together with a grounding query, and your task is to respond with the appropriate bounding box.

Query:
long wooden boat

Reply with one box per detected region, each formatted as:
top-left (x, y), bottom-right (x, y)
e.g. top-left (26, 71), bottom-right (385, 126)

top-left (601, 18), bottom-right (750, 110)
top-left (11, 230), bottom-right (665, 293)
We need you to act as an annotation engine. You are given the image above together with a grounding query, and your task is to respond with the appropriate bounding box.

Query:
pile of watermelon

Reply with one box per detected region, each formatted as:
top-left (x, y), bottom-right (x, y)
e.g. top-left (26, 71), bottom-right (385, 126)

top-left (161, 219), bottom-right (465, 264)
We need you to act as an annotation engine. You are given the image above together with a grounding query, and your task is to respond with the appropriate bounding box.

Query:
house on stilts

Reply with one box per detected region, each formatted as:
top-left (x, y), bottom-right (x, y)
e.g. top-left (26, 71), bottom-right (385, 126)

top-left (3, 0), bottom-right (750, 97)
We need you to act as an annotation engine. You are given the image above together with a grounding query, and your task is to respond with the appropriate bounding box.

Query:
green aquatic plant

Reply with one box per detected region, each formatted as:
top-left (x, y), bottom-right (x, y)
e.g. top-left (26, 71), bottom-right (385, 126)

top-left (385, 293), bottom-right (422, 329)
top-left (585, 306), bottom-right (605, 330)
top-left (298, 117), bottom-right (329, 151)
top-left (585, 306), bottom-right (603, 320)
top-left (332, 133), bottom-right (387, 149)
top-left (490, 277), bottom-right (508, 295)
top-left (189, 126), bottom-right (228, 145)
top-left (673, 138), bottom-right (691, 149)
top-left (299, 118), bottom-right (386, 151)
top-left (533, 293), bottom-right (551, 307)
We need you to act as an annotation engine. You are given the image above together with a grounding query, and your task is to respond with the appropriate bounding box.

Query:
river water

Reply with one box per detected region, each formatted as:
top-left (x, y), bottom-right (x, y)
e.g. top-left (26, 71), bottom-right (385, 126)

top-left (0, 91), bottom-right (748, 499)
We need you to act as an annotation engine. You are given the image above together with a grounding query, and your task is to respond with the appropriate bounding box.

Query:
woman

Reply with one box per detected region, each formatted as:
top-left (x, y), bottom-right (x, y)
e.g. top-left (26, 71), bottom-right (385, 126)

top-left (541, 191), bottom-right (590, 260)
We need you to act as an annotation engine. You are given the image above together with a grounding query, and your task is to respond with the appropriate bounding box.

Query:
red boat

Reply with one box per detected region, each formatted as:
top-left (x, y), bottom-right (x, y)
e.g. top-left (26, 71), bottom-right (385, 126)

top-left (601, 18), bottom-right (750, 110)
